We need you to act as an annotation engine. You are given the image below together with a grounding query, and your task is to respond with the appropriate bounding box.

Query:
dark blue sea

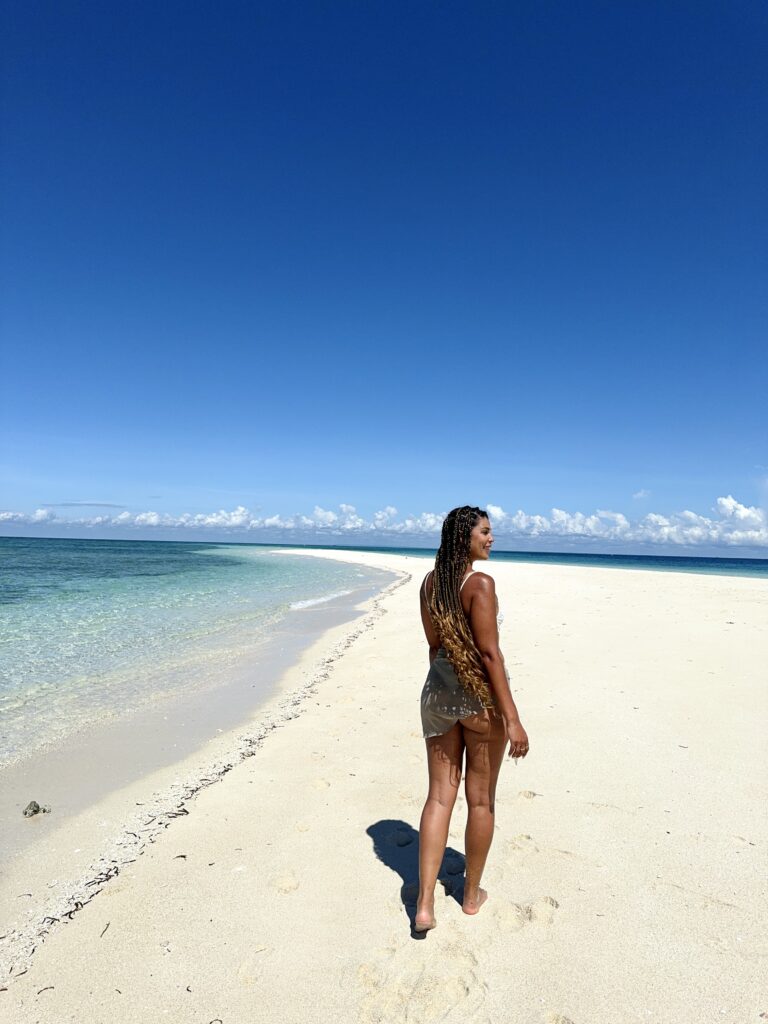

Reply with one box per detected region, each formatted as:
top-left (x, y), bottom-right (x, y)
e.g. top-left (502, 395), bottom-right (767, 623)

top-left (277, 543), bottom-right (768, 578)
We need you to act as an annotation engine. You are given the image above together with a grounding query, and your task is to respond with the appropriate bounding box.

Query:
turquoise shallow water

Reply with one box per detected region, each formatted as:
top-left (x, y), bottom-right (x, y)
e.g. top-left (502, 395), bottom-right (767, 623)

top-left (0, 538), bottom-right (388, 765)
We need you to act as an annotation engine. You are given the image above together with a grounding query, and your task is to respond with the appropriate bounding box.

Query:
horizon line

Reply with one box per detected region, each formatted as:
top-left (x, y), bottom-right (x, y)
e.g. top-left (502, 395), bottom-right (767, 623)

top-left (2, 532), bottom-right (767, 564)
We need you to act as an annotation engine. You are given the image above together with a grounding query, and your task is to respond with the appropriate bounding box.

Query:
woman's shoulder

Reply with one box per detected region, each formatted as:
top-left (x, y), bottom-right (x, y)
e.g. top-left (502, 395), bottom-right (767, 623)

top-left (464, 570), bottom-right (495, 592)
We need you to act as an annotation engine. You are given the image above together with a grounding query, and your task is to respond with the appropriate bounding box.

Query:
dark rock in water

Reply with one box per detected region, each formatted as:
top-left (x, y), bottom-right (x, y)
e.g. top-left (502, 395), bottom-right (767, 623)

top-left (23, 800), bottom-right (51, 817)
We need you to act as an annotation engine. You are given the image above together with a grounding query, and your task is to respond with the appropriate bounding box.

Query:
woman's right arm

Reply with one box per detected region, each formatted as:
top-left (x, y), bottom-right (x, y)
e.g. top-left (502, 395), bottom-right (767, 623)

top-left (420, 579), bottom-right (440, 665)
top-left (467, 575), bottom-right (529, 758)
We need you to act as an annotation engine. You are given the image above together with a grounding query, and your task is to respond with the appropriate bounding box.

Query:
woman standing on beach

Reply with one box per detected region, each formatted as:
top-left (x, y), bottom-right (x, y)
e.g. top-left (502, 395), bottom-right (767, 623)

top-left (415, 506), bottom-right (528, 932)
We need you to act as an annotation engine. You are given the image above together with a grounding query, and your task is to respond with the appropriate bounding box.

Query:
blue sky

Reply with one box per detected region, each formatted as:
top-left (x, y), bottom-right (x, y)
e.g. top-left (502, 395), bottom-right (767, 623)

top-left (1, 2), bottom-right (766, 553)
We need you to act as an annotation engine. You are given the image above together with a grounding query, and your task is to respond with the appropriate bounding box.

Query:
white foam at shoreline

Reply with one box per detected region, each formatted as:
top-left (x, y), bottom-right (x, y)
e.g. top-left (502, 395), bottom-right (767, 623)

top-left (289, 589), bottom-right (353, 609)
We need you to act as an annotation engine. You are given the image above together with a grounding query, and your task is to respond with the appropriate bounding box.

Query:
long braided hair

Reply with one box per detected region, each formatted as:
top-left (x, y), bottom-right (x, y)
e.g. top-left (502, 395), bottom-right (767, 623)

top-left (428, 505), bottom-right (494, 707)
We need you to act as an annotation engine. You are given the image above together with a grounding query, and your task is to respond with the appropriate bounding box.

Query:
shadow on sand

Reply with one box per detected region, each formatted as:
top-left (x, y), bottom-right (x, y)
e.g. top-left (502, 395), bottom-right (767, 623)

top-left (366, 819), bottom-right (466, 938)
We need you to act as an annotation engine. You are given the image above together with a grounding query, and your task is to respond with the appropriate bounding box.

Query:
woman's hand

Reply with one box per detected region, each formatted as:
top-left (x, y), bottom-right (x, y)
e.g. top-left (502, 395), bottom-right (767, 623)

top-left (506, 720), bottom-right (529, 760)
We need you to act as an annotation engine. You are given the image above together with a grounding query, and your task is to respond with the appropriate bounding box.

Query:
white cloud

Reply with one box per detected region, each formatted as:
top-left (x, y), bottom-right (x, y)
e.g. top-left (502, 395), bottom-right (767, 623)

top-left (2, 497), bottom-right (766, 549)
top-left (715, 495), bottom-right (764, 527)
top-left (388, 512), bottom-right (445, 534)
top-left (337, 504), bottom-right (366, 530)
top-left (262, 514), bottom-right (294, 529)
top-left (194, 506), bottom-right (252, 528)
top-left (0, 508), bottom-right (58, 524)
top-left (311, 506), bottom-right (338, 526)
top-left (373, 506), bottom-right (398, 528)
top-left (134, 511), bottom-right (164, 527)
top-left (632, 489), bottom-right (650, 499)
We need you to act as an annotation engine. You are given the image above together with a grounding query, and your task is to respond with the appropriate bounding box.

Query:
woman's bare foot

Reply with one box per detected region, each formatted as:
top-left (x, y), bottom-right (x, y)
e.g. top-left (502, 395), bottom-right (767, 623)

top-left (462, 887), bottom-right (488, 916)
top-left (414, 893), bottom-right (437, 932)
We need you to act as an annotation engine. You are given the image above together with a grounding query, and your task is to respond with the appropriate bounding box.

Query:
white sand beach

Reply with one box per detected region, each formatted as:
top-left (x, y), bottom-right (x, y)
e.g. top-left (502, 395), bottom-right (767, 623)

top-left (1, 550), bottom-right (766, 1024)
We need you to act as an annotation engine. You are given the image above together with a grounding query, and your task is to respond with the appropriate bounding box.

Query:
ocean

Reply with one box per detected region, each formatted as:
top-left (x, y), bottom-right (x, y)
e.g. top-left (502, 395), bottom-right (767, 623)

top-left (286, 543), bottom-right (768, 578)
top-left (0, 537), bottom-right (392, 767)
top-left (2, 535), bottom-right (765, 769)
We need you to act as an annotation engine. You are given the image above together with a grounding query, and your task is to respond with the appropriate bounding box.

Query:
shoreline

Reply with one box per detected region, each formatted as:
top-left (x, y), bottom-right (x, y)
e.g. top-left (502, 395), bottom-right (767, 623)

top-left (2, 550), bottom-right (765, 1022)
top-left (0, 567), bottom-right (395, 857)
top-left (0, 543), bottom-right (395, 773)
top-left (0, 556), bottom-right (408, 978)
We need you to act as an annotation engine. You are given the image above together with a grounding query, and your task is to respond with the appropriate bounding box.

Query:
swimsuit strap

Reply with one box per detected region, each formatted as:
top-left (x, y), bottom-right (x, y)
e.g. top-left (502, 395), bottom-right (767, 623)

top-left (425, 569), bottom-right (476, 600)
top-left (459, 570), bottom-right (477, 592)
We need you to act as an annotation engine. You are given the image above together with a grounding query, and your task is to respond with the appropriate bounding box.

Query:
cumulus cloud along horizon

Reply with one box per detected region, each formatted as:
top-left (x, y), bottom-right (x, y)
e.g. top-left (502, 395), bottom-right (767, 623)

top-left (1, 496), bottom-right (767, 549)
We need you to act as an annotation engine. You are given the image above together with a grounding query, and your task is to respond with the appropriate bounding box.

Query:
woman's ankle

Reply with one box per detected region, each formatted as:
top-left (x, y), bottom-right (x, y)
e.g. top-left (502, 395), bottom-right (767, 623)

top-left (462, 885), bottom-right (488, 914)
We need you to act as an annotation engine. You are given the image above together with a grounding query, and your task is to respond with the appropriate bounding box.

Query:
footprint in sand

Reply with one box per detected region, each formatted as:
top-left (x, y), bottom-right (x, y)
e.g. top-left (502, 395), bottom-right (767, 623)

top-left (236, 945), bottom-right (270, 987)
top-left (518, 790), bottom-right (540, 799)
top-left (312, 778), bottom-right (331, 790)
top-left (358, 940), bottom-right (487, 1023)
top-left (548, 1015), bottom-right (576, 1024)
top-left (490, 895), bottom-right (560, 932)
top-left (500, 834), bottom-right (540, 873)
top-left (507, 834), bottom-right (540, 854)
top-left (273, 871), bottom-right (299, 894)
top-left (295, 822), bottom-right (310, 832)
top-left (488, 901), bottom-right (529, 933)
top-left (526, 895), bottom-right (560, 924)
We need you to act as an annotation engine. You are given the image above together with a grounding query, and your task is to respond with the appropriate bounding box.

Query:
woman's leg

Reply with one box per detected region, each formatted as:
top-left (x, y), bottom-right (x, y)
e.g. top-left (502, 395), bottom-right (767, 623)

top-left (461, 713), bottom-right (508, 914)
top-left (416, 723), bottom-right (464, 929)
